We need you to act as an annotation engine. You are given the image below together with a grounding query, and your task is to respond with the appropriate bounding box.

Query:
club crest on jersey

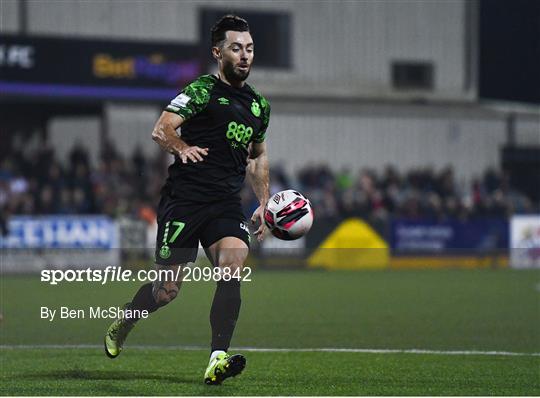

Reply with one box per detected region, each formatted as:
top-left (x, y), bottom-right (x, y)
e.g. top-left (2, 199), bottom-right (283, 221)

top-left (251, 100), bottom-right (261, 117)
top-left (171, 93), bottom-right (190, 108)
top-left (218, 97), bottom-right (230, 105)
top-left (159, 245), bottom-right (171, 259)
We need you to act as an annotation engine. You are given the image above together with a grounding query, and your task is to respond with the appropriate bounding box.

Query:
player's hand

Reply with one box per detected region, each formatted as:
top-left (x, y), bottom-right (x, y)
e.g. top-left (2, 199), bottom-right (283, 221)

top-left (251, 204), bottom-right (267, 242)
top-left (178, 146), bottom-right (209, 164)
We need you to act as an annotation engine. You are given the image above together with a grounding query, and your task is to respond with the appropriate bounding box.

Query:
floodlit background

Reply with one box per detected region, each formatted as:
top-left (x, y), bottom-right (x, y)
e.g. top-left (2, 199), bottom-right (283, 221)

top-left (0, 0), bottom-right (539, 395)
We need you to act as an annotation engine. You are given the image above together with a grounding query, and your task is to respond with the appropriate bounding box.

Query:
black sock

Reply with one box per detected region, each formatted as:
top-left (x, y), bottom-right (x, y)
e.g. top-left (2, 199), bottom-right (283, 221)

top-left (210, 279), bottom-right (241, 352)
top-left (126, 283), bottom-right (160, 323)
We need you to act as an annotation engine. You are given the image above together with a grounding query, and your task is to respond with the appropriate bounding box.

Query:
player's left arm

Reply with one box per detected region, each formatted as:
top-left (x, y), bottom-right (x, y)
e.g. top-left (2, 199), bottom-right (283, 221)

top-left (247, 141), bottom-right (269, 242)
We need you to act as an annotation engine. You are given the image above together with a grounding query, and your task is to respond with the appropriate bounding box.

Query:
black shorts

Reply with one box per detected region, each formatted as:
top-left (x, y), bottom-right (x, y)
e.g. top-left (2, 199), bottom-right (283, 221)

top-left (154, 194), bottom-right (251, 265)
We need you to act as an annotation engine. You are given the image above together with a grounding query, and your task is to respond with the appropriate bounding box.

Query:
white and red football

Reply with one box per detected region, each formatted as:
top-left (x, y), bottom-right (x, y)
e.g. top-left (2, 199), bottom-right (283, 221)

top-left (264, 190), bottom-right (314, 240)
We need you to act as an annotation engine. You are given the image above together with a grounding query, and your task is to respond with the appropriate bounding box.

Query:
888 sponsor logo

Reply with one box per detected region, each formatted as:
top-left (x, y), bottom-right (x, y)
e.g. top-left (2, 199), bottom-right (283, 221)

top-left (226, 121), bottom-right (253, 148)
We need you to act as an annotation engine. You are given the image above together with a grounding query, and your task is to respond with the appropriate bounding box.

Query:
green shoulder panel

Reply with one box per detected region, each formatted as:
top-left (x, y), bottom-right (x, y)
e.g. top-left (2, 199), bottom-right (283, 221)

top-left (248, 84), bottom-right (271, 143)
top-left (165, 75), bottom-right (216, 121)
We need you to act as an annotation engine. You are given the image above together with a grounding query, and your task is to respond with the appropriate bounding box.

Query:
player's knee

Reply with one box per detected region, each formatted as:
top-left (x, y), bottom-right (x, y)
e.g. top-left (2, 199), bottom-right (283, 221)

top-left (218, 249), bottom-right (247, 272)
top-left (218, 261), bottom-right (243, 275)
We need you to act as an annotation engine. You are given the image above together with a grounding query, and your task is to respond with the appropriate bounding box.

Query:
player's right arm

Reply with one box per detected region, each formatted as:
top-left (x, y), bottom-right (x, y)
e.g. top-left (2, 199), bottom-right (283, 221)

top-left (151, 111), bottom-right (208, 164)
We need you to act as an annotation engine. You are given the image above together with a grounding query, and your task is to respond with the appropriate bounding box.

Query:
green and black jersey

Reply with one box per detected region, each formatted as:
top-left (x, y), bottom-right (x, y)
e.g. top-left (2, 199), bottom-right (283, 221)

top-left (162, 74), bottom-right (271, 203)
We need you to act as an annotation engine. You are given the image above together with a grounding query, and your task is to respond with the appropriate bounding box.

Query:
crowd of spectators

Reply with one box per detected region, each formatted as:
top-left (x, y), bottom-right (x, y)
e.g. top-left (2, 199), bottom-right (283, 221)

top-left (260, 164), bottom-right (537, 226)
top-left (0, 140), bottom-right (166, 221)
top-left (0, 141), bottom-right (537, 227)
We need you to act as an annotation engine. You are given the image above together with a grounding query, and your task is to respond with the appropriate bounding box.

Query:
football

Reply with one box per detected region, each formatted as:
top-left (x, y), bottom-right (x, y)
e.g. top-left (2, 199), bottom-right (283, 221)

top-left (264, 190), bottom-right (314, 240)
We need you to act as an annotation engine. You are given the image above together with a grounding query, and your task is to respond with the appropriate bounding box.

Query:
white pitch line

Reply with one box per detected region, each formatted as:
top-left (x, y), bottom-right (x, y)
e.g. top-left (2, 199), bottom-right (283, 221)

top-left (1, 344), bottom-right (539, 357)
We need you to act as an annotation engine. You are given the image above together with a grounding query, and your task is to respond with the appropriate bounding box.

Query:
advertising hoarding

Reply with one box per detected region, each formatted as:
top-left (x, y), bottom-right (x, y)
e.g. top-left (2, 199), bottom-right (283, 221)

top-left (510, 215), bottom-right (540, 268)
top-left (1, 35), bottom-right (201, 100)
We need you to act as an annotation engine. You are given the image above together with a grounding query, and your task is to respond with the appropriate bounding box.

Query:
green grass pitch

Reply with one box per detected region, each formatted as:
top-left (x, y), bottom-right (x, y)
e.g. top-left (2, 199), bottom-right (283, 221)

top-left (1, 269), bottom-right (539, 395)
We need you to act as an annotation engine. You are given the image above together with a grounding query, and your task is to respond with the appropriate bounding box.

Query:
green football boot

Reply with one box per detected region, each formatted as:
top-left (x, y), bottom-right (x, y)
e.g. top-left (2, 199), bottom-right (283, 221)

top-left (104, 303), bottom-right (135, 359)
top-left (204, 352), bottom-right (246, 385)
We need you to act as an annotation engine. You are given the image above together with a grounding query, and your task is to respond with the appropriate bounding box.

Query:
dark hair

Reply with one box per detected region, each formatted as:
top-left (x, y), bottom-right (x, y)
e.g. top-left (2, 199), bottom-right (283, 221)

top-left (211, 14), bottom-right (250, 47)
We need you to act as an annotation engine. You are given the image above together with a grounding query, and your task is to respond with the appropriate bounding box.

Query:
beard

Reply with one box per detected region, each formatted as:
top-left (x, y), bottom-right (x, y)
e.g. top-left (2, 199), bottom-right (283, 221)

top-left (223, 60), bottom-right (250, 83)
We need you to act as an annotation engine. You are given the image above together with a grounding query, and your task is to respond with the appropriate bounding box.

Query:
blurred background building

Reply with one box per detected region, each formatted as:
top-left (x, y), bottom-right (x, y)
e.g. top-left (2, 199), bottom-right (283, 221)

top-left (1, 0), bottom-right (539, 269)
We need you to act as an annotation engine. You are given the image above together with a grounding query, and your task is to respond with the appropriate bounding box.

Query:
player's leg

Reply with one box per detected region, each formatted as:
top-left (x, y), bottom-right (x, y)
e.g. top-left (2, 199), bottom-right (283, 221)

top-left (104, 263), bottom-right (185, 358)
top-left (104, 195), bottom-right (200, 358)
top-left (207, 237), bottom-right (248, 354)
top-left (201, 214), bottom-right (250, 384)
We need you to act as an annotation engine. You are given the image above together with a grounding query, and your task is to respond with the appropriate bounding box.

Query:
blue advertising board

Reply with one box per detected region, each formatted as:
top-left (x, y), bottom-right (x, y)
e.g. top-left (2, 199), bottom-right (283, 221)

top-left (390, 219), bottom-right (508, 252)
top-left (0, 216), bottom-right (118, 249)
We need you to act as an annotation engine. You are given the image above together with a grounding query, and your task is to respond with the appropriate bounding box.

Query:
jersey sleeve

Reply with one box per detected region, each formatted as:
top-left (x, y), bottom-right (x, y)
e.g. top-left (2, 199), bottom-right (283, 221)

top-left (253, 96), bottom-right (271, 143)
top-left (165, 75), bottom-right (215, 121)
